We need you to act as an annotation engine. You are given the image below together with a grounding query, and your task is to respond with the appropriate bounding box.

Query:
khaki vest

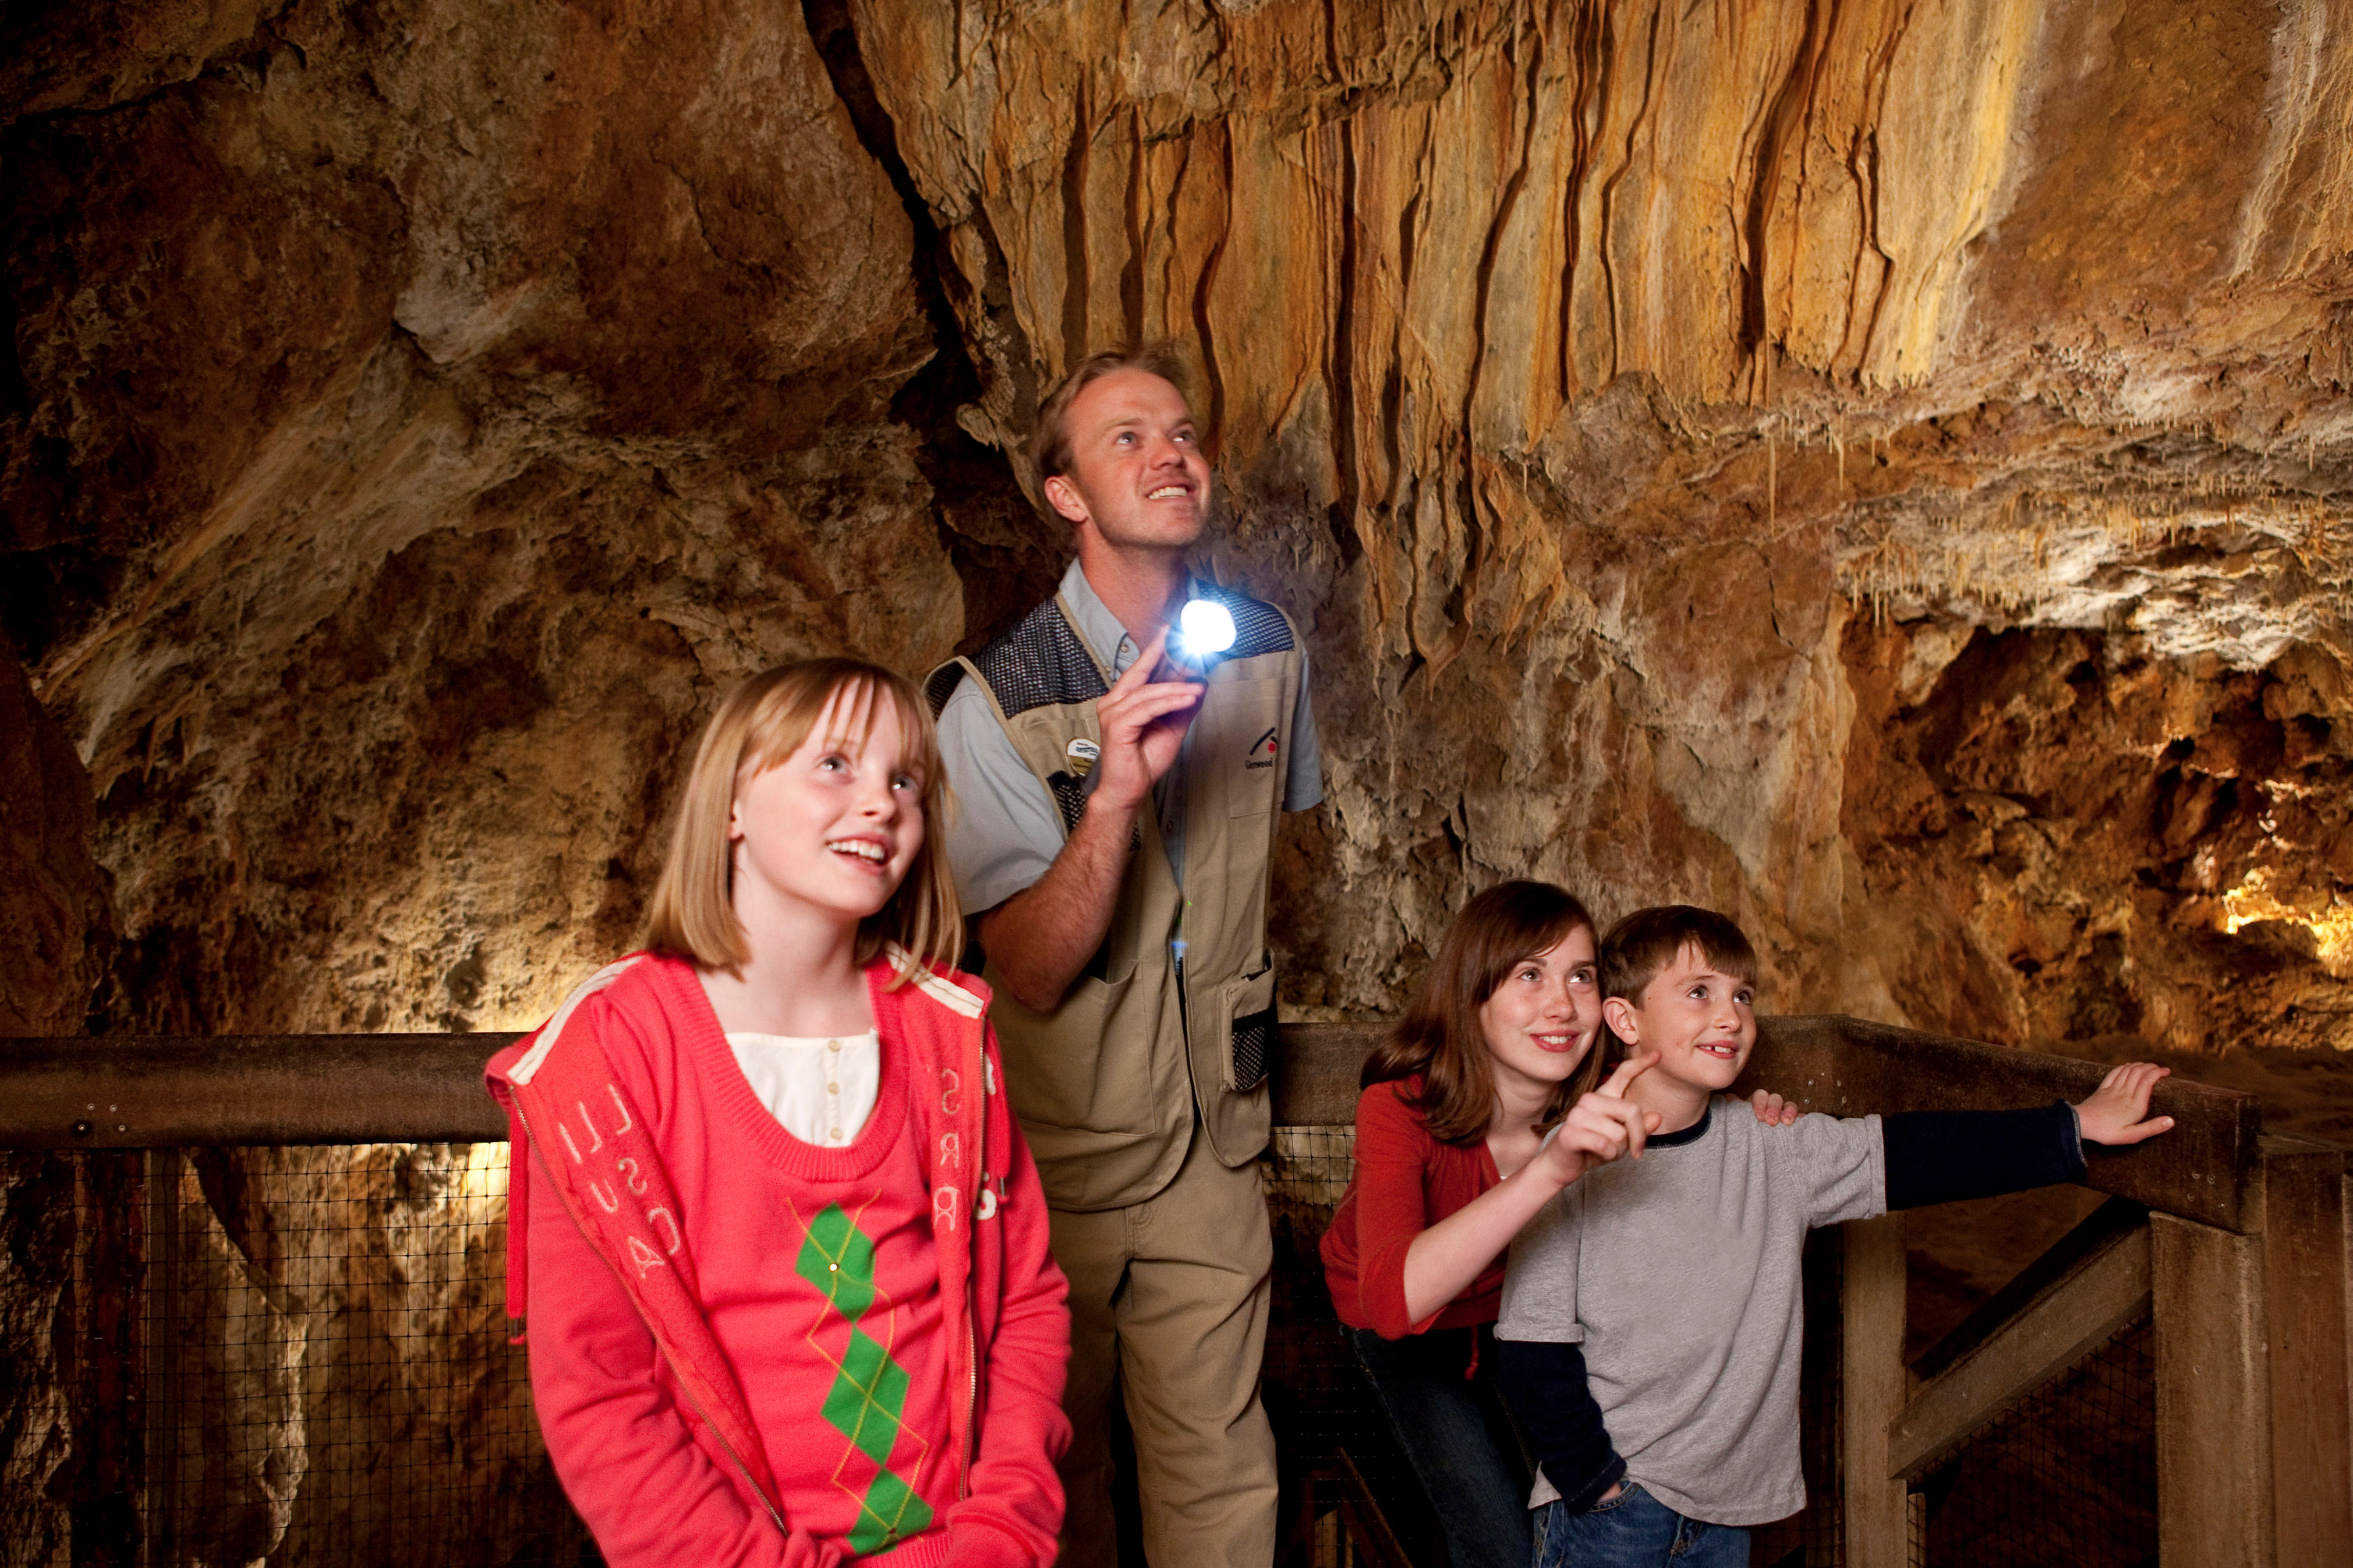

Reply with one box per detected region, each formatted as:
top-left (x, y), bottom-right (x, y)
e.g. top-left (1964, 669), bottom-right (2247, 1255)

top-left (928, 585), bottom-right (1301, 1211)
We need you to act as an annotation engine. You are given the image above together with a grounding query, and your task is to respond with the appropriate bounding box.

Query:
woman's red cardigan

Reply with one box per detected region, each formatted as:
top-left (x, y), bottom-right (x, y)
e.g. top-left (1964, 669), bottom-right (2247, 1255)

top-left (1319, 1076), bottom-right (1503, 1339)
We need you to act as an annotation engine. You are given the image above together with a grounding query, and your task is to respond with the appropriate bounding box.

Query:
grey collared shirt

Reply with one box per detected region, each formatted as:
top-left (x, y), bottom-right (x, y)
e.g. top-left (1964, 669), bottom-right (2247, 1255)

top-left (937, 557), bottom-right (1323, 915)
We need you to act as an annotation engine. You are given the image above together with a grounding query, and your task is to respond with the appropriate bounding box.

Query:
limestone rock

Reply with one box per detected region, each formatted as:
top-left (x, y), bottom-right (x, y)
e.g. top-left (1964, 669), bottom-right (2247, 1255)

top-left (848, 0), bottom-right (2353, 1046)
top-left (5, 2), bottom-right (2353, 1552)
top-left (0, 651), bottom-right (110, 1036)
top-left (5, 0), bottom-right (949, 1033)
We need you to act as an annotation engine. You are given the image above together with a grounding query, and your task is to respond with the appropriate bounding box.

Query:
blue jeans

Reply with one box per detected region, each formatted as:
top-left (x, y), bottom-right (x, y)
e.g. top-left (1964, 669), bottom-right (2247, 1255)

top-left (1348, 1324), bottom-right (1535, 1568)
top-left (1533, 1484), bottom-right (1749, 1568)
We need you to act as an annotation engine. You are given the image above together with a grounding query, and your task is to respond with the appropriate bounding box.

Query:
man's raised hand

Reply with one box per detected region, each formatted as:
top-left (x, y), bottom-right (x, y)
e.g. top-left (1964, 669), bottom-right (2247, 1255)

top-left (1090, 625), bottom-right (1205, 812)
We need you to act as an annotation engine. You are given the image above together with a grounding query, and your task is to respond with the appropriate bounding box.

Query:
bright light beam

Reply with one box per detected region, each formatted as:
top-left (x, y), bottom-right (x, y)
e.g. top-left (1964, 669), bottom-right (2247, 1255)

top-left (1174, 599), bottom-right (1237, 668)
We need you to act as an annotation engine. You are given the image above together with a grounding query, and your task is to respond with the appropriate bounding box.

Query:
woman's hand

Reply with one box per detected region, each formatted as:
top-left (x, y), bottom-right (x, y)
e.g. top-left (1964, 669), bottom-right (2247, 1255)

top-left (2075, 1061), bottom-right (2175, 1145)
top-left (1532, 1052), bottom-right (1662, 1185)
top-left (1748, 1089), bottom-right (1800, 1126)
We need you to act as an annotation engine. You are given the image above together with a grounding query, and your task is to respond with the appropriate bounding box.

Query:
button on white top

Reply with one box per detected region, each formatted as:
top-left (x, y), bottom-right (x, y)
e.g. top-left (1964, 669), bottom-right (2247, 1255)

top-left (724, 1028), bottom-right (880, 1146)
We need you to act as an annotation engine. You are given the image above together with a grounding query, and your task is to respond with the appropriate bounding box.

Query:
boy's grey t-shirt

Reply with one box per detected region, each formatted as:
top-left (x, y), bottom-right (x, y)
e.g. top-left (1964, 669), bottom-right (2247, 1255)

top-left (1496, 1101), bottom-right (1887, 1527)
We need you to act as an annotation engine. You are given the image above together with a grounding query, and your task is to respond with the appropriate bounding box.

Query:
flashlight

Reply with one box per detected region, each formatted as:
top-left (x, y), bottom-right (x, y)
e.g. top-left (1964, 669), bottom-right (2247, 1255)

top-left (1173, 598), bottom-right (1238, 671)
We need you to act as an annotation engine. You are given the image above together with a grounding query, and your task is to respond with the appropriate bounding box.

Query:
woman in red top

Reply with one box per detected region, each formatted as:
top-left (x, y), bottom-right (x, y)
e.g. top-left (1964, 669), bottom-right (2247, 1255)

top-left (1320, 882), bottom-right (1791, 1568)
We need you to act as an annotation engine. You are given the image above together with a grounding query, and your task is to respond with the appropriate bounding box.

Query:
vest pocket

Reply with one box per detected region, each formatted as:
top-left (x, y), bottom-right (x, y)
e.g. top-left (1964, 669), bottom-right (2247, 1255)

top-left (997, 968), bottom-right (1149, 1133)
top-left (1218, 959), bottom-right (1279, 1093)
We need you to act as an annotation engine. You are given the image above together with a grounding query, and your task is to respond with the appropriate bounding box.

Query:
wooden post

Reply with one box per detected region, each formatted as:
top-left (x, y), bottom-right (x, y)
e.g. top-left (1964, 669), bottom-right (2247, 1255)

top-left (2153, 1212), bottom-right (2273, 1568)
top-left (1842, 1213), bottom-right (1908, 1568)
top-left (2260, 1141), bottom-right (2352, 1568)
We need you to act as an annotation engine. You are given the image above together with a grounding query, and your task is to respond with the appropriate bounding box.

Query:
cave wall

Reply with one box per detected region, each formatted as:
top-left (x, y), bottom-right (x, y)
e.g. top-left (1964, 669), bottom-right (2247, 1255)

top-left (4, 0), bottom-right (2351, 1559)
top-left (5, 1), bottom-right (2352, 1046)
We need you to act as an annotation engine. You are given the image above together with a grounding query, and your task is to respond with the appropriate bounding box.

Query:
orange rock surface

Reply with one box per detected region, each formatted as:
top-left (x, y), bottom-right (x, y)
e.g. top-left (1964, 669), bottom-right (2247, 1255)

top-left (6, 2), bottom-right (2353, 1557)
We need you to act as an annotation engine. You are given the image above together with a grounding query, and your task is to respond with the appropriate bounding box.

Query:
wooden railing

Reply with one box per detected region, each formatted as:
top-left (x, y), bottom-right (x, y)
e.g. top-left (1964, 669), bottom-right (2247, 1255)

top-left (5, 1014), bottom-right (2347, 1566)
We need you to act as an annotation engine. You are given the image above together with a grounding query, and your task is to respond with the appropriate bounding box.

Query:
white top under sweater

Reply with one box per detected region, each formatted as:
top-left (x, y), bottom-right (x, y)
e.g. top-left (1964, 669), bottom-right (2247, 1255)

top-left (723, 1028), bottom-right (880, 1146)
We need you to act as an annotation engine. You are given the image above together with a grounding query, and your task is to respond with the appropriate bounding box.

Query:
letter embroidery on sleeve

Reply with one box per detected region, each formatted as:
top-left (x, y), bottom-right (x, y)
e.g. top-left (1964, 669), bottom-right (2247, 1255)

top-left (647, 1207), bottom-right (681, 1255)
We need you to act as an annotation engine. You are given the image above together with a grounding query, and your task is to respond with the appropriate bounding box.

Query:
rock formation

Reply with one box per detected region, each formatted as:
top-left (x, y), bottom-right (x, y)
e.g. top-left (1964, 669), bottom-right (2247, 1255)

top-left (6, 0), bottom-right (2348, 1054)
top-left (4, 0), bottom-right (2352, 1557)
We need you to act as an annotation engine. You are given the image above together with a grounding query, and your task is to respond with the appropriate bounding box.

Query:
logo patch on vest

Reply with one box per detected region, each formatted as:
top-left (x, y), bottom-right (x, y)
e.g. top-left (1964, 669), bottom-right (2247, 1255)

top-left (1245, 727), bottom-right (1278, 770)
top-left (1065, 737), bottom-right (1102, 777)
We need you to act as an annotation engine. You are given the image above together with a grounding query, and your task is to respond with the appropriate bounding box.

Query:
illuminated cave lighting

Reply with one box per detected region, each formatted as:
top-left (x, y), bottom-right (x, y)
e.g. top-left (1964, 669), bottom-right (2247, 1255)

top-left (2220, 868), bottom-right (2353, 979)
top-left (459, 1139), bottom-right (510, 1206)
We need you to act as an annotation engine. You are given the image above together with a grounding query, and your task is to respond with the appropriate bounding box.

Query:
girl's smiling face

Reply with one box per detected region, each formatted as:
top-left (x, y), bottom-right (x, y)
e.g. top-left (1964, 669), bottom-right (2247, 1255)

top-left (727, 680), bottom-right (926, 928)
top-left (1477, 925), bottom-right (1603, 1098)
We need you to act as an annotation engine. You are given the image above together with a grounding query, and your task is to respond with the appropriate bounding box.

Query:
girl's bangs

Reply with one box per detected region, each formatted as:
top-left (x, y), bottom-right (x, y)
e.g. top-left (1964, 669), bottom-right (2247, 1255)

top-left (739, 670), bottom-right (938, 782)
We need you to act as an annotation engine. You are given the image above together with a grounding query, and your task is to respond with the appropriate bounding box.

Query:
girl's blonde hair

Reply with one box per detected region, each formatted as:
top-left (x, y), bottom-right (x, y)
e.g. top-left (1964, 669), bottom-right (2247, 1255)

top-left (642, 659), bottom-right (961, 989)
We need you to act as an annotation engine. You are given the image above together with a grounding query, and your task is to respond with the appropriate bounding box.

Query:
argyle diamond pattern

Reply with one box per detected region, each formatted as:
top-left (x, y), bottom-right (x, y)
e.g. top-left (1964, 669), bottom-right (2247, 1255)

top-left (794, 1202), bottom-right (936, 1554)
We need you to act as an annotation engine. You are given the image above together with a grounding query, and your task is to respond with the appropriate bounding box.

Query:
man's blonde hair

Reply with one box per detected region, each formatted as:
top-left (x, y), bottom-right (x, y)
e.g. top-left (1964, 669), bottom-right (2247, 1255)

top-left (642, 659), bottom-right (961, 988)
top-left (1027, 345), bottom-right (1191, 495)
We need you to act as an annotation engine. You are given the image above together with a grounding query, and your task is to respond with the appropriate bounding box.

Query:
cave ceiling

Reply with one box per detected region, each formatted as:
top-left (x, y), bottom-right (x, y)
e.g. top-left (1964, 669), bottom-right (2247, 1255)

top-left (2, 0), bottom-right (2350, 1054)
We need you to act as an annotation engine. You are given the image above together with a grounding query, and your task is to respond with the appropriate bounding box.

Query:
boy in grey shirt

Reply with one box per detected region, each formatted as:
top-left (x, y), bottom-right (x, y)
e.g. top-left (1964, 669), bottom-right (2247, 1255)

top-left (1495, 906), bottom-right (2175, 1568)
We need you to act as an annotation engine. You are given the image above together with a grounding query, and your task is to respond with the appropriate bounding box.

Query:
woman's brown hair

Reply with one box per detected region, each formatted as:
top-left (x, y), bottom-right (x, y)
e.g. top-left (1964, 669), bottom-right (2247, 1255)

top-left (1358, 880), bottom-right (1601, 1145)
top-left (641, 659), bottom-right (961, 989)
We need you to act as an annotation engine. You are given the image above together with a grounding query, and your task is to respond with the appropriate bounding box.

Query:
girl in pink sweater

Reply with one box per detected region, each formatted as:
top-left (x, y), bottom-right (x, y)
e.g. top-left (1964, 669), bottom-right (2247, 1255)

top-left (488, 659), bottom-right (1070, 1567)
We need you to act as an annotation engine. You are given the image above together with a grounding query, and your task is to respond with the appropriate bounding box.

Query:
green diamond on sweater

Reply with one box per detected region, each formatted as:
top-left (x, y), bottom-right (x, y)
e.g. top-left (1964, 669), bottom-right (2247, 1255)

top-left (795, 1202), bottom-right (937, 1553)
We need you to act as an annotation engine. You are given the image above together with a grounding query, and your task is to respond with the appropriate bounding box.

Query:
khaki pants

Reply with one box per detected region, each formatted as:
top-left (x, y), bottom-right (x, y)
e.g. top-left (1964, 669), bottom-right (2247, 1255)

top-left (1047, 1127), bottom-right (1278, 1567)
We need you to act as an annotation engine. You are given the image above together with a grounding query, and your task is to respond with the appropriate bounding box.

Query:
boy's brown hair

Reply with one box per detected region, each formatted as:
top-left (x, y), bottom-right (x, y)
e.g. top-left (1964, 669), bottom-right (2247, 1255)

top-left (642, 659), bottom-right (961, 989)
top-left (1026, 345), bottom-right (1192, 494)
top-left (1597, 904), bottom-right (1758, 1064)
top-left (1358, 880), bottom-right (1601, 1146)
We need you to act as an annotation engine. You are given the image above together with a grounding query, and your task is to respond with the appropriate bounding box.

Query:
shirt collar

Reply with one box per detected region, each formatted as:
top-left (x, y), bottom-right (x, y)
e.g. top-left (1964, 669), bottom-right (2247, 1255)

top-left (1647, 1101), bottom-right (1715, 1149)
top-left (1057, 555), bottom-right (1207, 676)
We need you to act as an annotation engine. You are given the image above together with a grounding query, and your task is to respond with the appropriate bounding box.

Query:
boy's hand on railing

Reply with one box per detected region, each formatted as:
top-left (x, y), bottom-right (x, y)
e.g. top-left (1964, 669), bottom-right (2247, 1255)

top-left (2074, 1061), bottom-right (2175, 1145)
top-left (1747, 1089), bottom-right (1800, 1127)
top-left (1538, 1052), bottom-right (1664, 1184)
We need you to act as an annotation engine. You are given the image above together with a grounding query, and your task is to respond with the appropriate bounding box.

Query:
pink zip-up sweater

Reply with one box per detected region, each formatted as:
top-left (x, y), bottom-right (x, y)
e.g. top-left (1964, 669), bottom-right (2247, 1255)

top-left (486, 950), bottom-right (1070, 1567)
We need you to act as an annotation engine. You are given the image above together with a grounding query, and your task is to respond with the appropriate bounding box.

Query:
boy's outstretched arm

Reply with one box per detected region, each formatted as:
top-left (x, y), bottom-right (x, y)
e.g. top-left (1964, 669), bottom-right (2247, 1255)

top-left (1883, 1061), bottom-right (2174, 1211)
top-left (1494, 1339), bottom-right (1625, 1513)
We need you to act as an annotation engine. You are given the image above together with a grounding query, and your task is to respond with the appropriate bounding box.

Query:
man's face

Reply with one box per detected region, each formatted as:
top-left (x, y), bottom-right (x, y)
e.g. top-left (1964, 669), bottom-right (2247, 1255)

top-left (1043, 369), bottom-right (1209, 553)
top-left (1604, 941), bottom-right (1758, 1096)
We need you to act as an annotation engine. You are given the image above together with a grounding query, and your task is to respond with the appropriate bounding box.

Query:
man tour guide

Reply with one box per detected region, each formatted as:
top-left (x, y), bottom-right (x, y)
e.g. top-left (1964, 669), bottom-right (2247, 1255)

top-left (929, 347), bottom-right (1322, 1566)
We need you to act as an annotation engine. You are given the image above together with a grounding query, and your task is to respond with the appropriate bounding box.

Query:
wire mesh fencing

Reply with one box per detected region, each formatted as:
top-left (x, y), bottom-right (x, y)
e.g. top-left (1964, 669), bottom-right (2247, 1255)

top-left (22, 1144), bottom-right (592, 1568)
top-left (1261, 1125), bottom-right (1453, 1566)
top-left (1910, 1318), bottom-right (2158, 1568)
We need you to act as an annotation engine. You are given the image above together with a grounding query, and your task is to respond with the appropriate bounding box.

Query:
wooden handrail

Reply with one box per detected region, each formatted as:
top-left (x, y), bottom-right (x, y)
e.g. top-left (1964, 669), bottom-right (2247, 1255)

top-left (0, 1015), bottom-right (2264, 1230)
top-left (1749, 1016), bottom-right (2263, 1231)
